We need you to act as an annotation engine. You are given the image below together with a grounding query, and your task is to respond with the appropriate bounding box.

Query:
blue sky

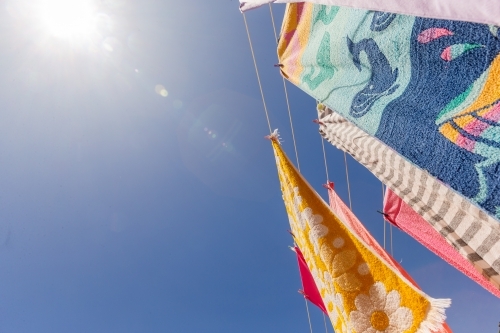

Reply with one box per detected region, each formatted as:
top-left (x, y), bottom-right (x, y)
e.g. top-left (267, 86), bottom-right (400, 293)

top-left (0, 1), bottom-right (499, 332)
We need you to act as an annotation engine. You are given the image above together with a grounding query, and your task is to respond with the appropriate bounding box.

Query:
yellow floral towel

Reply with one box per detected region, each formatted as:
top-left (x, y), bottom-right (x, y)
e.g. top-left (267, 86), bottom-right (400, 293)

top-left (272, 139), bottom-right (450, 333)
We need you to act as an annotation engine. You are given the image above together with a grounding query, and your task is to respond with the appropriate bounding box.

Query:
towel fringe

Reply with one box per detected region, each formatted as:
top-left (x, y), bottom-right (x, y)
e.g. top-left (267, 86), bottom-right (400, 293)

top-left (416, 298), bottom-right (451, 333)
top-left (265, 129), bottom-right (282, 143)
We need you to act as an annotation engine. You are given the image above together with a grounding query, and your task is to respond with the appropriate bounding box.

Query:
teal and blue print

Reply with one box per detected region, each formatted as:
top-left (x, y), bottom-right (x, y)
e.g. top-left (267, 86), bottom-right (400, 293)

top-left (371, 12), bottom-right (397, 31)
top-left (347, 12), bottom-right (399, 118)
top-left (300, 6), bottom-right (500, 218)
top-left (347, 37), bottom-right (400, 117)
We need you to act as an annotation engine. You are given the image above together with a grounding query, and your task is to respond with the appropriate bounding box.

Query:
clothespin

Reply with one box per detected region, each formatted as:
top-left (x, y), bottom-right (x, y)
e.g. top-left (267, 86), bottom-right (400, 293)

top-left (377, 210), bottom-right (389, 217)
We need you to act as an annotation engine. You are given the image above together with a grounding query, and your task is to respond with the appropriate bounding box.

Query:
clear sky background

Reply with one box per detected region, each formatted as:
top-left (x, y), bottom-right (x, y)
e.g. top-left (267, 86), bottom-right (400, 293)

top-left (0, 1), bottom-right (499, 332)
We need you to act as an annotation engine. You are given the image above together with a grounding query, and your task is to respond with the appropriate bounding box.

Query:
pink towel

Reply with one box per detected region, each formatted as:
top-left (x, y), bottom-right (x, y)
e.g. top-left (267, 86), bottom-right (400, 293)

top-left (294, 246), bottom-right (327, 313)
top-left (384, 189), bottom-right (500, 298)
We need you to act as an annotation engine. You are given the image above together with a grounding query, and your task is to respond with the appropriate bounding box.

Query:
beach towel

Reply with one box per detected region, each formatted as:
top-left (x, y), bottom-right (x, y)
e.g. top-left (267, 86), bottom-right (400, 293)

top-left (278, 3), bottom-right (500, 221)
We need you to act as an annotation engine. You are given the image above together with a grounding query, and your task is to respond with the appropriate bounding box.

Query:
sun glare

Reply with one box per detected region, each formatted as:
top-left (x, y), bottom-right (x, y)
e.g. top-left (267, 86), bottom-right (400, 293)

top-left (39, 0), bottom-right (97, 38)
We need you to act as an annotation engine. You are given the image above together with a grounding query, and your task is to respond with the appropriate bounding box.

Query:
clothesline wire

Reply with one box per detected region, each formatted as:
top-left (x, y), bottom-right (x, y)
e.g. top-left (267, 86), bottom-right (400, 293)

top-left (242, 12), bottom-right (272, 134)
top-left (314, 101), bottom-right (330, 182)
top-left (268, 4), bottom-right (300, 170)
top-left (320, 135), bottom-right (330, 182)
top-left (380, 183), bottom-right (395, 255)
top-left (390, 218), bottom-right (394, 256)
top-left (344, 152), bottom-right (353, 210)
top-left (323, 313), bottom-right (329, 333)
top-left (304, 298), bottom-right (314, 333)
top-left (382, 183), bottom-right (386, 249)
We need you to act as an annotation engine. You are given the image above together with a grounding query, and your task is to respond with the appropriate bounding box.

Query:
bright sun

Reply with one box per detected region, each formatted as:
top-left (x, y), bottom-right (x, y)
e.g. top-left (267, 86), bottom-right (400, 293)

top-left (39, 0), bottom-right (97, 38)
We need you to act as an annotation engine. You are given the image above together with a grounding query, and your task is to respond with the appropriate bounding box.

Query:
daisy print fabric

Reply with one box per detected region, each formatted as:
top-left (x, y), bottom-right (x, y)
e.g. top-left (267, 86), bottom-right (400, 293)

top-left (351, 282), bottom-right (412, 333)
top-left (271, 139), bottom-right (451, 333)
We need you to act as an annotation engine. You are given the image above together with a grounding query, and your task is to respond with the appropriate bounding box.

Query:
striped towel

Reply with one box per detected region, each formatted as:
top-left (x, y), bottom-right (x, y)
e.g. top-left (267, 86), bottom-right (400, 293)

top-left (317, 105), bottom-right (500, 290)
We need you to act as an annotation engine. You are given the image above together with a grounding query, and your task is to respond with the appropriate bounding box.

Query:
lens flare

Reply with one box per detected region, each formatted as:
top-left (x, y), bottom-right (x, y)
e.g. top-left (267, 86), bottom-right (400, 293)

top-left (155, 84), bottom-right (168, 97)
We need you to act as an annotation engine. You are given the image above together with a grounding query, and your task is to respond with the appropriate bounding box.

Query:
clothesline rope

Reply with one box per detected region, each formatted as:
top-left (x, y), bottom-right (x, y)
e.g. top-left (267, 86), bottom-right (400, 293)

top-left (304, 298), bottom-right (314, 333)
top-left (380, 183), bottom-right (395, 255)
top-left (323, 313), bottom-right (329, 333)
top-left (315, 102), bottom-right (331, 183)
top-left (242, 12), bottom-right (273, 134)
top-left (382, 183), bottom-right (386, 249)
top-left (268, 4), bottom-right (300, 170)
top-left (320, 135), bottom-right (330, 182)
top-left (343, 152), bottom-right (353, 210)
top-left (390, 217), bottom-right (394, 256)
top-left (268, 3), bottom-right (279, 43)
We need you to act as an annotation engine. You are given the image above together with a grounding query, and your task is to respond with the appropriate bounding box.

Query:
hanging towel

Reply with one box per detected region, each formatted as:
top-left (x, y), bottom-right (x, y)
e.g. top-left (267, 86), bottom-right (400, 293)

top-left (272, 137), bottom-right (451, 333)
top-left (239, 0), bottom-right (500, 26)
top-left (384, 188), bottom-right (500, 298)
